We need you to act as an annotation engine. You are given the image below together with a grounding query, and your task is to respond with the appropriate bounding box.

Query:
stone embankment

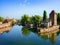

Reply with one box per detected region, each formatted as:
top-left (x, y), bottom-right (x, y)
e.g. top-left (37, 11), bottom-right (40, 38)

top-left (0, 22), bottom-right (11, 29)
top-left (38, 26), bottom-right (59, 33)
top-left (0, 26), bottom-right (11, 34)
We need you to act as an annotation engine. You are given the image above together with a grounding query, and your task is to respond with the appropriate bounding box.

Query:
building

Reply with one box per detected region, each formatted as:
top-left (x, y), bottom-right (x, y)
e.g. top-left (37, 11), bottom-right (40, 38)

top-left (42, 10), bottom-right (57, 28)
top-left (49, 10), bottom-right (57, 26)
top-left (4, 17), bottom-right (11, 23)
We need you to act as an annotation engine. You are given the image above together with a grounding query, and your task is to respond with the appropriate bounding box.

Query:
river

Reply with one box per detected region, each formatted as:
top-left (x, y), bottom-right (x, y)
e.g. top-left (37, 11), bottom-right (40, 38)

top-left (0, 25), bottom-right (60, 45)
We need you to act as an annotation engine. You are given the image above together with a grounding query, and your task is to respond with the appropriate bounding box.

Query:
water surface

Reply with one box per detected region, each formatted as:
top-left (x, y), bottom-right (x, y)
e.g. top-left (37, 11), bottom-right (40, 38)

top-left (0, 25), bottom-right (60, 45)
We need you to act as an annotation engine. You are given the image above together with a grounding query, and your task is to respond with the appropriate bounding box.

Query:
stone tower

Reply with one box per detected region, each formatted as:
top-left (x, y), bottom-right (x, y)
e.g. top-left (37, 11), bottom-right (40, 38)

top-left (49, 10), bottom-right (57, 26)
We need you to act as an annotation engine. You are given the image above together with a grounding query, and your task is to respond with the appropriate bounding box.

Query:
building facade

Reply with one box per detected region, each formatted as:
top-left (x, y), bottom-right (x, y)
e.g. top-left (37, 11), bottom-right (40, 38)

top-left (49, 10), bottom-right (57, 26)
top-left (42, 10), bottom-right (57, 28)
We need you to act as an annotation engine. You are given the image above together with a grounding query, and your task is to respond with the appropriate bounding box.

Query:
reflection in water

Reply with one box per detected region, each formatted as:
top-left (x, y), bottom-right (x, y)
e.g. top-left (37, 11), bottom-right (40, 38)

top-left (0, 26), bottom-right (60, 45)
top-left (21, 26), bottom-right (38, 36)
top-left (22, 26), bottom-right (59, 44)
top-left (21, 27), bottom-right (30, 36)
top-left (38, 31), bottom-right (58, 44)
top-left (57, 30), bottom-right (60, 36)
top-left (49, 33), bottom-right (56, 44)
top-left (0, 26), bottom-right (12, 35)
top-left (38, 33), bottom-right (57, 44)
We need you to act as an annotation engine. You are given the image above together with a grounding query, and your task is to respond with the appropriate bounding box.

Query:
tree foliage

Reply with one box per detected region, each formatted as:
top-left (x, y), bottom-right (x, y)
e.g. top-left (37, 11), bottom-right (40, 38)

top-left (43, 10), bottom-right (47, 21)
top-left (17, 19), bottom-right (21, 25)
top-left (57, 13), bottom-right (60, 24)
top-left (11, 20), bottom-right (16, 26)
top-left (30, 15), bottom-right (42, 24)
top-left (21, 14), bottom-right (30, 25)
top-left (0, 16), bottom-right (4, 23)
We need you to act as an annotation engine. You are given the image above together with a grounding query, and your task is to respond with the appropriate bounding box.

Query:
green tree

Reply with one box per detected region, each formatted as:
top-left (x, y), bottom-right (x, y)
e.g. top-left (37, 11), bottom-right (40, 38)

top-left (34, 15), bottom-right (42, 24)
top-left (43, 10), bottom-right (47, 21)
top-left (11, 20), bottom-right (15, 26)
top-left (0, 16), bottom-right (4, 23)
top-left (21, 14), bottom-right (30, 26)
top-left (57, 13), bottom-right (60, 24)
top-left (17, 19), bottom-right (21, 25)
top-left (30, 15), bottom-right (42, 27)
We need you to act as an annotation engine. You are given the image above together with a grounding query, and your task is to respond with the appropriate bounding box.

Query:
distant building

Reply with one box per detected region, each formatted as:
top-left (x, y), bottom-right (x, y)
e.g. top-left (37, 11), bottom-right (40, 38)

top-left (42, 19), bottom-right (52, 27)
top-left (42, 10), bottom-right (57, 27)
top-left (4, 17), bottom-right (11, 23)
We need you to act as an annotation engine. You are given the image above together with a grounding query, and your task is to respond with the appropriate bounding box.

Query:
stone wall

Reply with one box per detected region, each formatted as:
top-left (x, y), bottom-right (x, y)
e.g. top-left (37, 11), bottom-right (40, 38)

top-left (0, 22), bottom-right (11, 29)
top-left (38, 26), bottom-right (59, 33)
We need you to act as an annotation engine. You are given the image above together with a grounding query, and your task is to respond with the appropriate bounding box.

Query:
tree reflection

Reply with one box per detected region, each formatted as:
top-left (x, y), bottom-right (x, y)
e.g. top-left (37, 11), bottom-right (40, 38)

top-left (21, 26), bottom-right (60, 44)
top-left (57, 30), bottom-right (60, 36)
top-left (21, 26), bottom-right (38, 36)
top-left (21, 27), bottom-right (30, 36)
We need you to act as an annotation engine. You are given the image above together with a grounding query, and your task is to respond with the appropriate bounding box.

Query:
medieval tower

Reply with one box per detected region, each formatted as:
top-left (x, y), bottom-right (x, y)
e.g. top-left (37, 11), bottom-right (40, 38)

top-left (49, 10), bottom-right (57, 26)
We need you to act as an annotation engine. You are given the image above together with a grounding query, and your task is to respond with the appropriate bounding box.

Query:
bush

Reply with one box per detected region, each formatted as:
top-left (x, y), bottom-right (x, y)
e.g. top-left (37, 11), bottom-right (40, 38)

top-left (0, 16), bottom-right (4, 23)
top-left (11, 20), bottom-right (16, 26)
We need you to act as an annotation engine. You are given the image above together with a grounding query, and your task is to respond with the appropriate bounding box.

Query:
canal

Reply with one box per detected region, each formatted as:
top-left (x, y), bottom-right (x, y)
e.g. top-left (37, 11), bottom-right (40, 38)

top-left (0, 25), bottom-right (60, 45)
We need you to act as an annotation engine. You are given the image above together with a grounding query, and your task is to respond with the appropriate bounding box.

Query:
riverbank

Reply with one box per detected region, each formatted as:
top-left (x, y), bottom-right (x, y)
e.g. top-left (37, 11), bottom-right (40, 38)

top-left (0, 26), bottom-right (11, 34)
top-left (38, 26), bottom-right (59, 33)
top-left (0, 22), bottom-right (11, 29)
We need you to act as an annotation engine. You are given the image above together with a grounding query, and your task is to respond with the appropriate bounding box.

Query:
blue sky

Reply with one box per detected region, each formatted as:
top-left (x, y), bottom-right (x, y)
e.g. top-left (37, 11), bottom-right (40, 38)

top-left (0, 0), bottom-right (60, 19)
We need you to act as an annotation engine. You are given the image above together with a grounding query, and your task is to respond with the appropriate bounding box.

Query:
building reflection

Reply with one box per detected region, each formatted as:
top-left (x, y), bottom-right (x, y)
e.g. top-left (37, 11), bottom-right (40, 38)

top-left (49, 33), bottom-right (56, 44)
top-left (38, 30), bottom-right (58, 44)
top-left (21, 27), bottom-right (60, 44)
top-left (0, 26), bottom-right (12, 35)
